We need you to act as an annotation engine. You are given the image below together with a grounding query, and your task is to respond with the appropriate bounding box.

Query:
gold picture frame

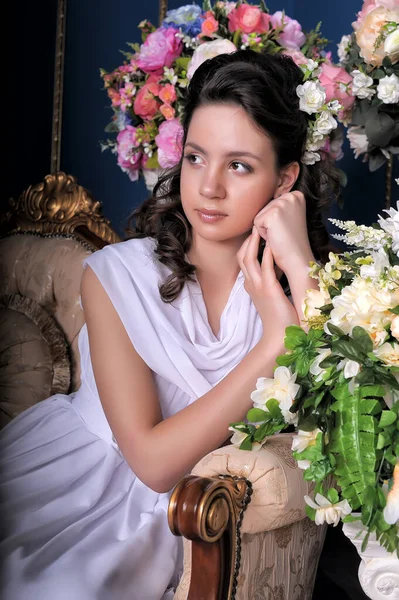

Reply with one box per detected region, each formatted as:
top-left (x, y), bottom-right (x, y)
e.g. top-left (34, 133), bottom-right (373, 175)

top-left (50, 0), bottom-right (169, 175)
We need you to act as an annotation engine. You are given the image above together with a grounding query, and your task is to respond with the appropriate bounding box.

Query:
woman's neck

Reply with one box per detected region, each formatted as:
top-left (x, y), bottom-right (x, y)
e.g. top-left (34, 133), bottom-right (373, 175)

top-left (188, 233), bottom-right (247, 284)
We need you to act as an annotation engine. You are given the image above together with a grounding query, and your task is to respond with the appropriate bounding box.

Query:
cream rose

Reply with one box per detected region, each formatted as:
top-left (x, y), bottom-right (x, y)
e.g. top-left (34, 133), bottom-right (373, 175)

top-left (384, 27), bottom-right (399, 63)
top-left (377, 73), bottom-right (399, 104)
top-left (296, 80), bottom-right (326, 114)
top-left (373, 341), bottom-right (399, 365)
top-left (187, 39), bottom-right (237, 79)
top-left (356, 7), bottom-right (399, 66)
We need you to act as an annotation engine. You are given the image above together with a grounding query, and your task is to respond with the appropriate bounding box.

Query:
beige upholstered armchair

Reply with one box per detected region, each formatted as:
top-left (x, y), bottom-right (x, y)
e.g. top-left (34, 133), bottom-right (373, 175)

top-left (0, 173), bottom-right (326, 600)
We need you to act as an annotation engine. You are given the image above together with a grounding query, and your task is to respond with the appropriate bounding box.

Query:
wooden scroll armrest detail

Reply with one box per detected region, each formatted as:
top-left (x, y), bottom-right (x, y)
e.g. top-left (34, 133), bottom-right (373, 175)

top-left (168, 474), bottom-right (252, 600)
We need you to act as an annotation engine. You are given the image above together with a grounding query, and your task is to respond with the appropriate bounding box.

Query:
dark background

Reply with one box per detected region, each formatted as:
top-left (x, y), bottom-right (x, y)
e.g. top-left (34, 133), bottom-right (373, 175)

top-left (8, 0), bottom-right (399, 237)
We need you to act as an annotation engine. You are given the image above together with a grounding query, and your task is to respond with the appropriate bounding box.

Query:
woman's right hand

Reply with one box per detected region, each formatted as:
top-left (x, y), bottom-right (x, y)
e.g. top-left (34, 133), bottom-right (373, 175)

top-left (237, 227), bottom-right (299, 348)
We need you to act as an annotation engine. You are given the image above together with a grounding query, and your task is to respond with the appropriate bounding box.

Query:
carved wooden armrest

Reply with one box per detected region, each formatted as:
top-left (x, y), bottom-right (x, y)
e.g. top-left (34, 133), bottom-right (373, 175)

top-left (168, 474), bottom-right (252, 600)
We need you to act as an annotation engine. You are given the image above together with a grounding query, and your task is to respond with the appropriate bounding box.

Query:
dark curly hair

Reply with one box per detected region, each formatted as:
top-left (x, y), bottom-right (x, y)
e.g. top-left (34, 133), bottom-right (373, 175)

top-left (128, 49), bottom-right (340, 302)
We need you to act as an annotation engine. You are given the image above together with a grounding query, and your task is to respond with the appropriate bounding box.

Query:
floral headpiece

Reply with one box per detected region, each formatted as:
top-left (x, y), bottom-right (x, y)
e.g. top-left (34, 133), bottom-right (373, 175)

top-left (296, 60), bottom-right (343, 165)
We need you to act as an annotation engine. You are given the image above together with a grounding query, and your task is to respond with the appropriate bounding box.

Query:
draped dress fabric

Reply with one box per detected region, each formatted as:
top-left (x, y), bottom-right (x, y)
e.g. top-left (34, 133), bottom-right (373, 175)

top-left (0, 237), bottom-right (263, 600)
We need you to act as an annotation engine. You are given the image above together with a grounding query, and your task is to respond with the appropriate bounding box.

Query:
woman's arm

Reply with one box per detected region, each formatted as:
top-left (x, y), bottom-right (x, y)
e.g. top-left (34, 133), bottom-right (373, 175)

top-left (81, 240), bottom-right (296, 493)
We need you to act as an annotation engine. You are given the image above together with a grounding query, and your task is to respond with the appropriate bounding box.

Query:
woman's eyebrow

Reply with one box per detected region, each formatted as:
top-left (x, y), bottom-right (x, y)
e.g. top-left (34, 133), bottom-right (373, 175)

top-left (185, 142), bottom-right (262, 161)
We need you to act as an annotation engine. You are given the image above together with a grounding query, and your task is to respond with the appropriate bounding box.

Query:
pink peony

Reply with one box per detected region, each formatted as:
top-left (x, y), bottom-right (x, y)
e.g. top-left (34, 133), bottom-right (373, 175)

top-left (187, 39), bottom-right (237, 79)
top-left (282, 49), bottom-right (308, 67)
top-left (137, 27), bottom-right (183, 74)
top-left (134, 82), bottom-right (161, 120)
top-left (270, 11), bottom-right (306, 50)
top-left (155, 119), bottom-right (184, 168)
top-left (117, 126), bottom-right (142, 182)
top-left (355, 6), bottom-right (399, 66)
top-left (228, 4), bottom-right (270, 34)
top-left (319, 63), bottom-right (355, 111)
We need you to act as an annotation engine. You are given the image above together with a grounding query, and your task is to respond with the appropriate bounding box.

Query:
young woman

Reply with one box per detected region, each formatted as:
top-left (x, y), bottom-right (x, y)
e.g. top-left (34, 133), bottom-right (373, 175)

top-left (0, 50), bottom-right (337, 599)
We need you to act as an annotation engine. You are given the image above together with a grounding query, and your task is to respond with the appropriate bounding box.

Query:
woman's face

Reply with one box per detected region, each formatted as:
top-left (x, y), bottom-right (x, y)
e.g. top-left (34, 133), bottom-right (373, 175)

top-left (180, 103), bottom-right (282, 247)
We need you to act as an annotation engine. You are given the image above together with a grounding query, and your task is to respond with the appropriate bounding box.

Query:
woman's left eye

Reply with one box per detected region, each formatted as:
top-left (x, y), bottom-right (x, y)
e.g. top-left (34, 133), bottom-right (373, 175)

top-left (229, 161), bottom-right (252, 173)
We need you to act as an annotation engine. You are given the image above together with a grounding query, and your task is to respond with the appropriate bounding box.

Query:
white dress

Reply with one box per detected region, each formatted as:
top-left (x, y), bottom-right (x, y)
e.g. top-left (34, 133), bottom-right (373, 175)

top-left (0, 237), bottom-right (263, 600)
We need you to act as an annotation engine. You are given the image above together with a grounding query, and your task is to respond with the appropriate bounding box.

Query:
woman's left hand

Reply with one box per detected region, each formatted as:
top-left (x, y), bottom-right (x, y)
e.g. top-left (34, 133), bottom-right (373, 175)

top-left (253, 191), bottom-right (315, 277)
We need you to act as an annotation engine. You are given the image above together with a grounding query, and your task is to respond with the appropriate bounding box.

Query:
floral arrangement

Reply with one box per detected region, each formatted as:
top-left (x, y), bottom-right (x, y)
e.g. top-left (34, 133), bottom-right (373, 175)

top-left (337, 0), bottom-right (399, 170)
top-left (100, 1), bottom-right (348, 187)
top-left (230, 192), bottom-right (399, 556)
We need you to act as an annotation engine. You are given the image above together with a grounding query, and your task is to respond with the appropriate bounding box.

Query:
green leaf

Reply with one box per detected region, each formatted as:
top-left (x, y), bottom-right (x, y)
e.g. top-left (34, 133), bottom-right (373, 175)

top-left (389, 305), bottom-right (399, 315)
top-left (379, 411), bottom-right (397, 427)
top-left (352, 326), bottom-right (373, 354)
top-left (327, 488), bottom-right (340, 504)
top-left (266, 399), bottom-right (282, 419)
top-left (305, 504), bottom-right (316, 521)
top-left (332, 339), bottom-right (365, 362)
top-left (326, 323), bottom-right (345, 337)
top-left (246, 408), bottom-right (269, 423)
top-left (276, 353), bottom-right (296, 367)
top-left (239, 436), bottom-right (254, 451)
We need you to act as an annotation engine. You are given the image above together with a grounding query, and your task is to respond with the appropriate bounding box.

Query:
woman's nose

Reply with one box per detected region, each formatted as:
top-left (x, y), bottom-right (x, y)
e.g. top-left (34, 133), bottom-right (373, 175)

top-left (198, 167), bottom-right (226, 200)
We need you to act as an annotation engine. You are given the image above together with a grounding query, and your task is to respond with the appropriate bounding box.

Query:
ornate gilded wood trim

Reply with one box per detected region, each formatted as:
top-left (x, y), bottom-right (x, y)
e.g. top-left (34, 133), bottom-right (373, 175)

top-left (168, 474), bottom-right (252, 600)
top-left (0, 172), bottom-right (120, 249)
top-left (159, 0), bottom-right (168, 25)
top-left (51, 0), bottom-right (67, 174)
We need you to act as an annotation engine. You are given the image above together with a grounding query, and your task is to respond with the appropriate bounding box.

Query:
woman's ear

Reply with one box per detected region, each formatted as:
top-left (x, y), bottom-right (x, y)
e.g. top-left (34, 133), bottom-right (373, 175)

top-left (274, 162), bottom-right (300, 197)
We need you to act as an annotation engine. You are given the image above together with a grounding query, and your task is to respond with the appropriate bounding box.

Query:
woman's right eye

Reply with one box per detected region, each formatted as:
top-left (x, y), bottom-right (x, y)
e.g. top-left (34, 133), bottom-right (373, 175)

top-left (184, 153), bottom-right (203, 165)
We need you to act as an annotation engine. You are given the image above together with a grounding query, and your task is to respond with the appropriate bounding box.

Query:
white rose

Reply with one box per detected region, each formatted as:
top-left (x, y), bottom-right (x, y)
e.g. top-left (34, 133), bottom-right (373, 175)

top-left (305, 494), bottom-right (352, 526)
top-left (292, 429), bottom-right (321, 453)
top-left (391, 315), bottom-right (399, 340)
top-left (347, 125), bottom-right (369, 159)
top-left (377, 73), bottom-right (399, 104)
top-left (296, 81), bottom-right (326, 114)
top-left (251, 366), bottom-right (300, 425)
top-left (384, 28), bottom-right (399, 64)
top-left (302, 151), bottom-right (321, 165)
top-left (315, 111), bottom-right (338, 136)
top-left (187, 39), bottom-right (237, 79)
top-left (337, 34), bottom-right (352, 64)
top-left (350, 70), bottom-right (375, 99)
top-left (373, 341), bottom-right (399, 366)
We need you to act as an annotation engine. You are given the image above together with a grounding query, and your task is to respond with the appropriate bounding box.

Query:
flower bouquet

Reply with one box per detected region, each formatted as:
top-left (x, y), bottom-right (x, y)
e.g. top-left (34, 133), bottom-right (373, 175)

top-left (230, 196), bottom-right (399, 556)
top-left (100, 1), bottom-right (338, 187)
top-left (337, 0), bottom-right (399, 171)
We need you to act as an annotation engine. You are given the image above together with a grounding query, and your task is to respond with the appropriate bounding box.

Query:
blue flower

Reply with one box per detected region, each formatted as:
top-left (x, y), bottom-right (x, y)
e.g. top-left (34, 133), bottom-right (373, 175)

top-left (116, 111), bottom-right (132, 131)
top-left (162, 4), bottom-right (204, 37)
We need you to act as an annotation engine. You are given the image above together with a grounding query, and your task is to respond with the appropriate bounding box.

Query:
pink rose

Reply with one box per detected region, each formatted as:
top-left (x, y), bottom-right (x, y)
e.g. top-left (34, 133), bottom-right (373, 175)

top-left (228, 5), bottom-right (270, 34)
top-left (270, 12), bottom-right (306, 50)
top-left (159, 84), bottom-right (177, 105)
top-left (137, 28), bottom-right (183, 74)
top-left (107, 88), bottom-right (121, 108)
top-left (117, 126), bottom-right (142, 182)
top-left (201, 13), bottom-right (219, 36)
top-left (134, 82), bottom-right (161, 120)
top-left (319, 63), bottom-right (355, 111)
top-left (282, 49), bottom-right (308, 67)
top-left (160, 104), bottom-right (176, 120)
top-left (155, 119), bottom-right (183, 168)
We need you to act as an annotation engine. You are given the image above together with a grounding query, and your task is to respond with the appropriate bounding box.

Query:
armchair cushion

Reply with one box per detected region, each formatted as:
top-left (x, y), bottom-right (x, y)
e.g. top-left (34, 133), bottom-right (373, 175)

top-left (0, 294), bottom-right (70, 428)
top-left (192, 433), bottom-right (312, 534)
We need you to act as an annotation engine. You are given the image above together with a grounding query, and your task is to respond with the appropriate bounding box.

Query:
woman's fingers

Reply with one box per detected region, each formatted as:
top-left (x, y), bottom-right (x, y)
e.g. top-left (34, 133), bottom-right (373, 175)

top-left (243, 228), bottom-right (262, 284)
top-left (237, 234), bottom-right (251, 280)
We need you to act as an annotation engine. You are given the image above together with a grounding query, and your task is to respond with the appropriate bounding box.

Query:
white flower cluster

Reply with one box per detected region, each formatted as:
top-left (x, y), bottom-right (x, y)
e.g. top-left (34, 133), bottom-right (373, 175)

top-left (329, 218), bottom-right (391, 251)
top-left (351, 69), bottom-right (399, 104)
top-left (337, 34), bottom-right (352, 65)
top-left (296, 61), bottom-right (342, 165)
top-left (378, 201), bottom-right (399, 256)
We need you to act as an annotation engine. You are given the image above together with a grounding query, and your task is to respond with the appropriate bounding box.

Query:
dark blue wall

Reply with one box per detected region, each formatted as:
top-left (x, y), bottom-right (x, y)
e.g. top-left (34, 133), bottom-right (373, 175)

top-left (60, 1), bottom-right (398, 237)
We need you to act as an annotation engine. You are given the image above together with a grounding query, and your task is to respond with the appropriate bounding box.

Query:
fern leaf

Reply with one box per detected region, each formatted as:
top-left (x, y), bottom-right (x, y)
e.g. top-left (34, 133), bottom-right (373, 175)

top-left (330, 386), bottom-right (379, 510)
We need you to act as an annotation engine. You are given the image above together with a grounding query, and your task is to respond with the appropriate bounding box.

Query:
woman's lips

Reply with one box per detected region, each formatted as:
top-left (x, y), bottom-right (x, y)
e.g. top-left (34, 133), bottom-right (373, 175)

top-left (195, 209), bottom-right (227, 223)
